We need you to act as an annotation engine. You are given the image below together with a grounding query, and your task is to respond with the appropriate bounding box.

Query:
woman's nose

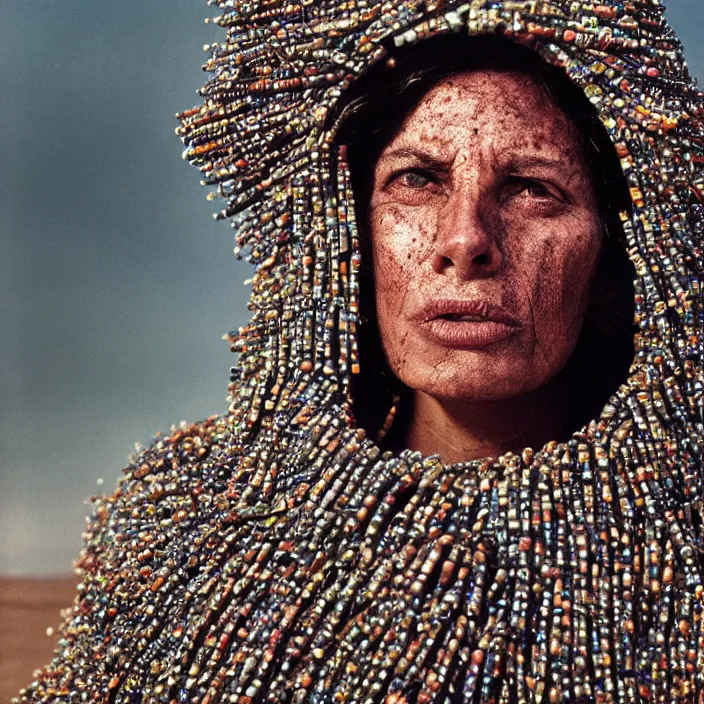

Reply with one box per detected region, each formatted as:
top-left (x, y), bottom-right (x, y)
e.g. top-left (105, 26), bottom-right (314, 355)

top-left (431, 184), bottom-right (502, 279)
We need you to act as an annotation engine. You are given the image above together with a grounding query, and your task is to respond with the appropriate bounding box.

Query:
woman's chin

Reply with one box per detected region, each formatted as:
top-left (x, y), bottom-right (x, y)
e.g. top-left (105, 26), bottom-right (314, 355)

top-left (411, 373), bottom-right (542, 404)
top-left (397, 353), bottom-right (543, 404)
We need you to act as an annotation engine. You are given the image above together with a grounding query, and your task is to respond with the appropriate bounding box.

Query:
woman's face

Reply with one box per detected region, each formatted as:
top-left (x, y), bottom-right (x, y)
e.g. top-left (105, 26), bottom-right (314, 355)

top-left (369, 69), bottom-right (603, 402)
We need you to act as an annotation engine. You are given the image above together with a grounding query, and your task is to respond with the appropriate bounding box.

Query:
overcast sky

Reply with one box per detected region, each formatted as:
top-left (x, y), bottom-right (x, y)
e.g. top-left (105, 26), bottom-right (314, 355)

top-left (2, 1), bottom-right (703, 576)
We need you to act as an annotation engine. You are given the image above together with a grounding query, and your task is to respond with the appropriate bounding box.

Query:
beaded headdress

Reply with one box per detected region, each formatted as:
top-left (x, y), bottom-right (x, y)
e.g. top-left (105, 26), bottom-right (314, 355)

top-left (17, 1), bottom-right (704, 702)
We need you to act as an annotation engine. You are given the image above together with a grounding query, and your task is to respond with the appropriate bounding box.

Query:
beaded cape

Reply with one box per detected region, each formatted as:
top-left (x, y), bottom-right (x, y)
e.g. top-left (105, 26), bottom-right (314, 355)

top-left (16, 1), bottom-right (704, 703)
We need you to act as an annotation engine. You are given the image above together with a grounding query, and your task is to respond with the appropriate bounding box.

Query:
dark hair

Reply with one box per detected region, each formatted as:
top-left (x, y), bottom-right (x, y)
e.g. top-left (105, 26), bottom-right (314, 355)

top-left (334, 33), bottom-right (636, 446)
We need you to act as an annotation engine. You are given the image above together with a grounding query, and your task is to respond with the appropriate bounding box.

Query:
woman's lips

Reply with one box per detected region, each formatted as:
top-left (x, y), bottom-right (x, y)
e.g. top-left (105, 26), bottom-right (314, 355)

top-left (420, 317), bottom-right (520, 348)
top-left (413, 299), bottom-right (521, 349)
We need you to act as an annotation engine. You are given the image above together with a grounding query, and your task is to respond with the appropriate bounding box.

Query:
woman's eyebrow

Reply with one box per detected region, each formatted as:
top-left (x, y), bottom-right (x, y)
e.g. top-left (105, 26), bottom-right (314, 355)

top-left (380, 147), bottom-right (448, 169)
top-left (383, 149), bottom-right (575, 174)
top-left (505, 154), bottom-right (575, 177)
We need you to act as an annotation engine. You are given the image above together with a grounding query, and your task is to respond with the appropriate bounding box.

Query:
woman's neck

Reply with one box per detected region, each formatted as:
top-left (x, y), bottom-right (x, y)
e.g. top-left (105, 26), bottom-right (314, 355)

top-left (402, 377), bottom-right (566, 464)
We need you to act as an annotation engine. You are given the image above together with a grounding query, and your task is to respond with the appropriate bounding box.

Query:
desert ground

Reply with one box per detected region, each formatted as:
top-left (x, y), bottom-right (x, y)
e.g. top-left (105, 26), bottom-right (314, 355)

top-left (0, 576), bottom-right (82, 703)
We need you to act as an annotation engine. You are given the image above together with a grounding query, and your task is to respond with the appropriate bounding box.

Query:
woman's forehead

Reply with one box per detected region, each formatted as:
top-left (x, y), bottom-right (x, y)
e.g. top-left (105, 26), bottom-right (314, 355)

top-left (383, 70), bottom-right (581, 159)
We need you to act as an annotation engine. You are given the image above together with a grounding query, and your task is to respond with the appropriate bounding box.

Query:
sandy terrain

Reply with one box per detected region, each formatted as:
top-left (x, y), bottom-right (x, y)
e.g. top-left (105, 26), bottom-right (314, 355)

top-left (0, 576), bottom-right (82, 703)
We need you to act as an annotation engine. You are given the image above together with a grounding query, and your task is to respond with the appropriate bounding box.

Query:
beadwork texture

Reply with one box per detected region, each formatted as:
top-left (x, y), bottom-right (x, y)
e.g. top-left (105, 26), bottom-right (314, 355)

top-left (16, 1), bottom-right (704, 702)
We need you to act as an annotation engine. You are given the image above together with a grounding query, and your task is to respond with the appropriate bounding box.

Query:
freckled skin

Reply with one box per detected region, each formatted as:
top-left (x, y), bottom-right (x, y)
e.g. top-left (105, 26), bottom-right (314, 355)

top-left (369, 70), bottom-right (603, 461)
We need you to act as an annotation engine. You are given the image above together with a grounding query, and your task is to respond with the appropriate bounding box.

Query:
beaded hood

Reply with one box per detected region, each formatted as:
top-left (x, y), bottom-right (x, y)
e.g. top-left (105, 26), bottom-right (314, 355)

top-left (17, 1), bottom-right (704, 702)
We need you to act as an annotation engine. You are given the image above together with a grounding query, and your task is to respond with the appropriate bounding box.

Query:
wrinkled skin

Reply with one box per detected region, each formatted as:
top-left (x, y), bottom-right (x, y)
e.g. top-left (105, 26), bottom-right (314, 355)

top-left (369, 70), bottom-right (604, 460)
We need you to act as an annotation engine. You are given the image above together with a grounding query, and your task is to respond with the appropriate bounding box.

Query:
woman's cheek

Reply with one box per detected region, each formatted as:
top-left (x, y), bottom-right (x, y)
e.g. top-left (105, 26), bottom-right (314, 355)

top-left (372, 207), bottom-right (430, 294)
top-left (371, 213), bottom-right (408, 355)
top-left (556, 221), bottom-right (603, 329)
top-left (374, 267), bottom-right (411, 378)
top-left (512, 234), bottom-right (571, 367)
top-left (372, 207), bottom-right (433, 374)
top-left (528, 221), bottom-right (601, 364)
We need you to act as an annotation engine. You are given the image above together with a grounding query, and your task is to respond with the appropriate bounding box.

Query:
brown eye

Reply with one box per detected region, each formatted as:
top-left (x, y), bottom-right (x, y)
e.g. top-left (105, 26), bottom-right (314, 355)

top-left (503, 176), bottom-right (567, 218)
top-left (505, 177), bottom-right (561, 203)
top-left (521, 181), bottom-right (551, 198)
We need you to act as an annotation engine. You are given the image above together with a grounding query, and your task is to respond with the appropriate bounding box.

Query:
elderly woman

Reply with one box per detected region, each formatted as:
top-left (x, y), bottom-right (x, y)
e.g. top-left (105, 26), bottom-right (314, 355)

top-left (16, 1), bottom-right (704, 702)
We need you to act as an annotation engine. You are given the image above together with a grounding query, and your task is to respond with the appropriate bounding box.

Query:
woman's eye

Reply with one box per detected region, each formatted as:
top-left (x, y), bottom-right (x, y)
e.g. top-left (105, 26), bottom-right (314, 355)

top-left (510, 178), bottom-right (554, 200)
top-left (394, 169), bottom-right (433, 189)
top-left (502, 177), bottom-right (567, 216)
top-left (523, 182), bottom-right (549, 197)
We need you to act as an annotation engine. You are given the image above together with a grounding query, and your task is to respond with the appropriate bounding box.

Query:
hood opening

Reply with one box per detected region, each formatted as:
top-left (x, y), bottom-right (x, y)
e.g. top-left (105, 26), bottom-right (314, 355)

top-left (333, 33), bottom-right (637, 448)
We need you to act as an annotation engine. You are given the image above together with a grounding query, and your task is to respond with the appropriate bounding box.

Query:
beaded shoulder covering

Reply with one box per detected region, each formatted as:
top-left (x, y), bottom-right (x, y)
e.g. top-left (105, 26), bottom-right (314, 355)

top-left (16, 1), bottom-right (704, 702)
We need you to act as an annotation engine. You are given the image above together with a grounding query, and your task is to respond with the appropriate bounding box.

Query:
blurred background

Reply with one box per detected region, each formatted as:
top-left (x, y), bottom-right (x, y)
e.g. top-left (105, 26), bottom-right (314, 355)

top-left (2, 0), bottom-right (704, 579)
